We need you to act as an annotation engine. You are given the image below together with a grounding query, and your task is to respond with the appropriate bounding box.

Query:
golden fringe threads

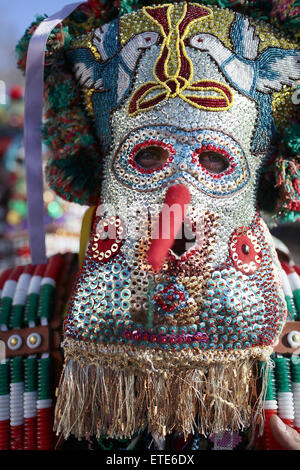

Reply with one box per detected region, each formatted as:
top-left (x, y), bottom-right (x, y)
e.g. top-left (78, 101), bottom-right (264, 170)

top-left (54, 339), bottom-right (273, 441)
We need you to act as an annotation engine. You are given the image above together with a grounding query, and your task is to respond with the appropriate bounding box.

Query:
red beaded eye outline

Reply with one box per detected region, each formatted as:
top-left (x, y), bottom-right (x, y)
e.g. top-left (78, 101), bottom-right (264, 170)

top-left (192, 145), bottom-right (236, 179)
top-left (128, 140), bottom-right (175, 174)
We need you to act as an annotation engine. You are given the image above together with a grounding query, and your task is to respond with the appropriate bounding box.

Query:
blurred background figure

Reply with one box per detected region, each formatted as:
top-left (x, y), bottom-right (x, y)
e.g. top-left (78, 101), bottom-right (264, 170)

top-left (0, 1), bottom-right (90, 272)
top-left (0, 83), bottom-right (86, 269)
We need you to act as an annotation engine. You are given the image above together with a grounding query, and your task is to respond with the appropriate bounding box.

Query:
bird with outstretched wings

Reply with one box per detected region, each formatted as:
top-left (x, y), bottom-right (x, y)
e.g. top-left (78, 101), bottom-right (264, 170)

top-left (190, 14), bottom-right (300, 154)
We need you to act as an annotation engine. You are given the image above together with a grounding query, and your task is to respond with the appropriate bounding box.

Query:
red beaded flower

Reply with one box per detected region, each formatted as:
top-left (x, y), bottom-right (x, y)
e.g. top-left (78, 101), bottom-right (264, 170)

top-left (229, 227), bottom-right (263, 274)
top-left (90, 215), bottom-right (125, 263)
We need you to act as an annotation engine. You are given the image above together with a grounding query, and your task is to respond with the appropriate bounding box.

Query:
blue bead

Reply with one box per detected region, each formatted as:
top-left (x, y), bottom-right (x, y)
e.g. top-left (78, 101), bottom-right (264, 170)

top-left (168, 326), bottom-right (177, 334)
top-left (208, 326), bottom-right (217, 335)
top-left (214, 288), bottom-right (223, 297)
top-left (189, 324), bottom-right (197, 334)
top-left (212, 299), bottom-right (221, 309)
top-left (207, 280), bottom-right (216, 289)
top-left (211, 271), bottom-right (221, 280)
top-left (158, 326), bottom-right (167, 334)
top-left (211, 334), bottom-right (219, 343)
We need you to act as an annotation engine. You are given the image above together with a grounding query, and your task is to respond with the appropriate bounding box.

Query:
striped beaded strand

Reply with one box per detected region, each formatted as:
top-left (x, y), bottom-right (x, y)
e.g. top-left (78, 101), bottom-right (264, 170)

top-left (24, 264), bottom-right (47, 327)
top-left (0, 360), bottom-right (10, 450)
top-left (24, 357), bottom-right (38, 450)
top-left (37, 255), bottom-right (64, 326)
top-left (10, 265), bottom-right (35, 329)
top-left (258, 359), bottom-right (280, 450)
top-left (274, 355), bottom-right (295, 450)
top-left (0, 270), bottom-right (11, 311)
top-left (10, 357), bottom-right (24, 450)
top-left (23, 265), bottom-right (46, 449)
top-left (8, 264), bottom-right (36, 450)
top-left (36, 256), bottom-right (64, 449)
top-left (37, 354), bottom-right (54, 450)
top-left (0, 266), bottom-right (24, 331)
top-left (290, 355), bottom-right (300, 434)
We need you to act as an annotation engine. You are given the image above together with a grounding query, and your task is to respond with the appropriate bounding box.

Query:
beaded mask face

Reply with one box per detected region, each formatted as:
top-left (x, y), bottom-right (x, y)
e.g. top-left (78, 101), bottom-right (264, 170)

top-left (55, 2), bottom-right (300, 440)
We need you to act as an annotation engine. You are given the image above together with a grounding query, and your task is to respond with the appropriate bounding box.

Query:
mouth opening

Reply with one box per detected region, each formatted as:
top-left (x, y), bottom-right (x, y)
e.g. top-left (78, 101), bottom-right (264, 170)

top-left (170, 221), bottom-right (196, 257)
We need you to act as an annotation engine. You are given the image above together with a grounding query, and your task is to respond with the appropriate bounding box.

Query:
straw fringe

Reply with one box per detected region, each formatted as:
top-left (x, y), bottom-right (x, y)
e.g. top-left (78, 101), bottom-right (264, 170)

top-left (54, 339), bottom-right (273, 441)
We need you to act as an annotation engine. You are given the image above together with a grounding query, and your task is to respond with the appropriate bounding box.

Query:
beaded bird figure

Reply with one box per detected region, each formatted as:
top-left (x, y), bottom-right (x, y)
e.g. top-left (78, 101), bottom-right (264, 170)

top-left (190, 15), bottom-right (300, 153)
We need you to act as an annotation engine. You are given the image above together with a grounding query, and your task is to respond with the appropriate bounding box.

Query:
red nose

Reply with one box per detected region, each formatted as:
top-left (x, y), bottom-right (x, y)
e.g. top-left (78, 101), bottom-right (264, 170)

top-left (147, 184), bottom-right (191, 272)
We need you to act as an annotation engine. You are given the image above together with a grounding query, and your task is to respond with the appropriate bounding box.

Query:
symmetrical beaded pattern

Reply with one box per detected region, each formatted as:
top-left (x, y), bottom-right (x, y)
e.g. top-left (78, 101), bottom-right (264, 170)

top-left (63, 3), bottom-right (297, 354)
top-left (112, 127), bottom-right (250, 196)
top-left (64, 209), bottom-right (286, 352)
top-left (68, 2), bottom-right (299, 154)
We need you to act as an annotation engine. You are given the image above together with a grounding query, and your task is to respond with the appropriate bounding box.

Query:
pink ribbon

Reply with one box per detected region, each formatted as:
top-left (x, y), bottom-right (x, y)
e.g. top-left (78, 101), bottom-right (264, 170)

top-left (24, 2), bottom-right (84, 265)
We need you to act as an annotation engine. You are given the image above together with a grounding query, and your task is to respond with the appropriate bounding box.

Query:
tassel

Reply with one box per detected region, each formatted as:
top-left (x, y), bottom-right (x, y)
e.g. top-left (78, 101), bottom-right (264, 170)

top-left (54, 339), bottom-right (273, 441)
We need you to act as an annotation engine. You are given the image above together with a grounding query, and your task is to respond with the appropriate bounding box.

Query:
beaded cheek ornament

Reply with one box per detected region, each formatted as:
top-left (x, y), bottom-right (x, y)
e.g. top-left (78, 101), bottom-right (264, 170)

top-left (16, 0), bottom-right (300, 445)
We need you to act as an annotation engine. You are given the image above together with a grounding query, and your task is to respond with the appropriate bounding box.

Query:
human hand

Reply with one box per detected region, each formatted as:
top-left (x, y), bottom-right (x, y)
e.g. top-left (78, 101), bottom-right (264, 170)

top-left (270, 415), bottom-right (300, 450)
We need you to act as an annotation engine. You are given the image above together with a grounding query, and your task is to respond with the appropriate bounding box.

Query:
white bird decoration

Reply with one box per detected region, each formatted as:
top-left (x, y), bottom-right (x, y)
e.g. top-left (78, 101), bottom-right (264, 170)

top-left (190, 14), bottom-right (300, 153)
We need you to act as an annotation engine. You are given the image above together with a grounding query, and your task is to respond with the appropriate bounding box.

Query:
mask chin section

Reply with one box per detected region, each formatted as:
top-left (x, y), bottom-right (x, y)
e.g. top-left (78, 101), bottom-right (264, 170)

top-left (170, 222), bottom-right (197, 258)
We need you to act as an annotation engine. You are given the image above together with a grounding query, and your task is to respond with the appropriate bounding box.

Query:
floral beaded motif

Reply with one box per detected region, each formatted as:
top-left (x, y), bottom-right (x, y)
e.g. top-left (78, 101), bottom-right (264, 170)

top-left (128, 3), bottom-right (234, 115)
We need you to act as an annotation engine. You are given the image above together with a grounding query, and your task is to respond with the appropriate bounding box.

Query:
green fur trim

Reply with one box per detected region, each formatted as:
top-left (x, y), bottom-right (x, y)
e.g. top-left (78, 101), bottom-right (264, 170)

top-left (47, 81), bottom-right (77, 111)
top-left (281, 122), bottom-right (300, 157)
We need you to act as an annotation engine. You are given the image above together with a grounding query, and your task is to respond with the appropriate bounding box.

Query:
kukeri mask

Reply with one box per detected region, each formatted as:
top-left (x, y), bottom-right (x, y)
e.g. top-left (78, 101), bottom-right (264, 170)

top-left (18, 0), bottom-right (300, 442)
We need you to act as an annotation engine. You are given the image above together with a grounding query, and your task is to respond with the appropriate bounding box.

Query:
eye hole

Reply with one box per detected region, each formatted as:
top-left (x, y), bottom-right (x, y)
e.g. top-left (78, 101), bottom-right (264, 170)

top-left (198, 152), bottom-right (229, 174)
top-left (134, 146), bottom-right (169, 170)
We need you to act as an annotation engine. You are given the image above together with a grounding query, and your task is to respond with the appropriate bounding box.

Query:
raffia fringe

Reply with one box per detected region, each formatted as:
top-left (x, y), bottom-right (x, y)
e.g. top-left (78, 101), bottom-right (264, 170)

top-left (54, 339), bottom-right (273, 441)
